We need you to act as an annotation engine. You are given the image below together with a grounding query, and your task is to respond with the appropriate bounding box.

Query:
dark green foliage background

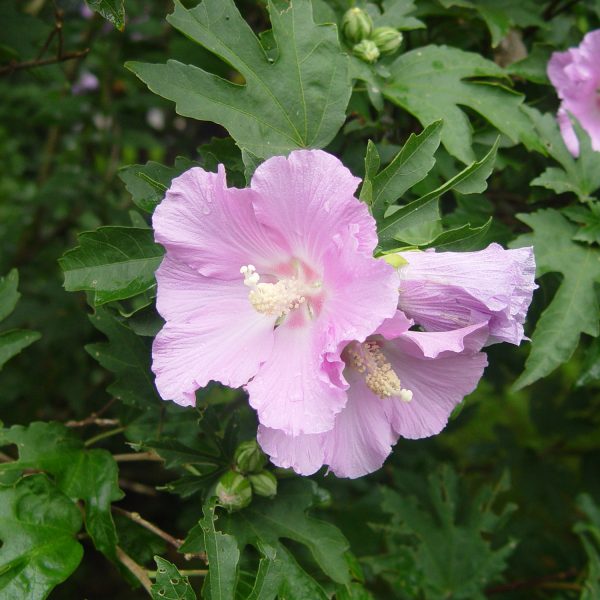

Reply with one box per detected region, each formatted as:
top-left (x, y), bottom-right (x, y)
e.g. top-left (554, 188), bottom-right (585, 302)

top-left (1, 0), bottom-right (600, 598)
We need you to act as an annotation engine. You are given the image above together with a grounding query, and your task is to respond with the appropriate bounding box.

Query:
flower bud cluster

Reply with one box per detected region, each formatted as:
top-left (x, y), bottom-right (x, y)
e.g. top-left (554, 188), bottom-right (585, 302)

top-left (215, 440), bottom-right (278, 512)
top-left (341, 7), bottom-right (403, 64)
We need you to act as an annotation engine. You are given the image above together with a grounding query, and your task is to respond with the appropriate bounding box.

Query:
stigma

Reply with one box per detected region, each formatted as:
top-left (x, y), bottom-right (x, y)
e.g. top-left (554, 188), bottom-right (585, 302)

top-left (240, 265), bottom-right (308, 318)
top-left (347, 340), bottom-right (413, 402)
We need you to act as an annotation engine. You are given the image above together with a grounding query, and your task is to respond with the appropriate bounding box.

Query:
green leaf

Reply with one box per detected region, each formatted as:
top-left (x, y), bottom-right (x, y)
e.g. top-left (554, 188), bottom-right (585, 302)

top-left (85, 0), bottom-right (125, 31)
top-left (128, 0), bottom-right (351, 159)
top-left (0, 422), bottom-right (123, 560)
top-left (0, 270), bottom-right (41, 369)
top-left (438, 0), bottom-right (544, 47)
top-left (118, 158), bottom-right (199, 213)
top-left (141, 439), bottom-right (221, 470)
top-left (377, 140), bottom-right (498, 249)
top-left (367, 121), bottom-right (443, 221)
top-left (511, 209), bottom-right (600, 389)
top-left (577, 338), bottom-right (600, 387)
top-left (0, 269), bottom-right (19, 322)
top-left (198, 138), bottom-right (245, 182)
top-left (218, 479), bottom-right (350, 585)
top-left (86, 306), bottom-right (161, 407)
top-left (380, 467), bottom-right (516, 599)
top-left (372, 0), bottom-right (425, 31)
top-left (59, 227), bottom-right (164, 306)
top-left (505, 44), bottom-right (552, 84)
top-left (0, 330), bottom-right (41, 370)
top-left (201, 498), bottom-right (240, 600)
top-left (563, 203), bottom-right (600, 245)
top-left (383, 45), bottom-right (539, 163)
top-left (421, 218), bottom-right (493, 251)
top-left (574, 495), bottom-right (600, 599)
top-left (151, 556), bottom-right (198, 600)
top-left (527, 108), bottom-right (600, 203)
top-left (0, 475), bottom-right (84, 600)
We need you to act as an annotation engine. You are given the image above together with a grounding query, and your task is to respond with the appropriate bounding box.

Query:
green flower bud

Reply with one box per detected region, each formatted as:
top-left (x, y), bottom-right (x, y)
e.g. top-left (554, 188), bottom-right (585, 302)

top-left (216, 470), bottom-right (252, 512)
top-left (234, 439), bottom-right (267, 474)
top-left (371, 27), bottom-right (403, 55)
top-left (341, 7), bottom-right (373, 44)
top-left (248, 470), bottom-right (278, 498)
top-left (353, 39), bottom-right (380, 64)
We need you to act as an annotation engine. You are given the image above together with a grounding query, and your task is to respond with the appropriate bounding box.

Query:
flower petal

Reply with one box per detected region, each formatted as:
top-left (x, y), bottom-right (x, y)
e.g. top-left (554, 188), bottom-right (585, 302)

top-left (153, 165), bottom-right (288, 280)
top-left (257, 426), bottom-right (325, 476)
top-left (557, 108), bottom-right (581, 157)
top-left (258, 369), bottom-right (398, 479)
top-left (398, 244), bottom-right (536, 345)
top-left (246, 324), bottom-right (347, 436)
top-left (383, 327), bottom-right (488, 439)
top-left (320, 245), bottom-right (399, 346)
top-left (321, 369), bottom-right (398, 478)
top-left (250, 150), bottom-right (377, 263)
top-left (152, 257), bottom-right (275, 405)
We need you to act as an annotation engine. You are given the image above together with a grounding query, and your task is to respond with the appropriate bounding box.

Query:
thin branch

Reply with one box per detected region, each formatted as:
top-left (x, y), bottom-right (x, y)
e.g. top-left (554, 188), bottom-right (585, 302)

top-left (65, 398), bottom-right (118, 427)
top-left (66, 417), bottom-right (120, 428)
top-left (0, 49), bottom-right (90, 76)
top-left (55, 10), bottom-right (64, 59)
top-left (113, 452), bottom-right (164, 463)
top-left (118, 479), bottom-right (158, 497)
top-left (112, 507), bottom-right (185, 550)
top-left (0, 451), bottom-right (14, 463)
top-left (486, 568), bottom-right (579, 595)
top-left (116, 546), bottom-right (153, 596)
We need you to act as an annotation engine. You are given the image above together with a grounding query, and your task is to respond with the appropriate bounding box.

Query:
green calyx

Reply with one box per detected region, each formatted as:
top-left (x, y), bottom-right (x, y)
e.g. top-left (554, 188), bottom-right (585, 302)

top-left (353, 39), bottom-right (380, 64)
top-left (234, 439), bottom-right (268, 474)
top-left (372, 27), bottom-right (403, 55)
top-left (341, 7), bottom-right (373, 44)
top-left (216, 470), bottom-right (253, 512)
top-left (248, 471), bottom-right (278, 498)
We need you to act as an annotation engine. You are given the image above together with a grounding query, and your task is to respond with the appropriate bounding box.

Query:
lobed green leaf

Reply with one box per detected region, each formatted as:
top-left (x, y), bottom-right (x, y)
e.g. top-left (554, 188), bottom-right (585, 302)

top-left (127, 0), bottom-right (351, 159)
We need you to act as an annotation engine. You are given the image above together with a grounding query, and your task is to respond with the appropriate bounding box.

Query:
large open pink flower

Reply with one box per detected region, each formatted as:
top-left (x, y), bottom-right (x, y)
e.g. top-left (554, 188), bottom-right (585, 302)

top-left (258, 311), bottom-right (488, 478)
top-left (151, 150), bottom-right (399, 436)
top-left (547, 29), bottom-right (600, 156)
top-left (396, 244), bottom-right (536, 346)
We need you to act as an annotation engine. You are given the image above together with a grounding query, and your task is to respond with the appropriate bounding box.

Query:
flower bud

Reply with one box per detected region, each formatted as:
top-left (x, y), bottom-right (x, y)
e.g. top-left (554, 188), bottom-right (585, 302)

top-left (341, 8), bottom-right (373, 44)
top-left (371, 27), bottom-right (403, 55)
top-left (234, 439), bottom-right (267, 474)
top-left (353, 39), bottom-right (380, 64)
top-left (216, 470), bottom-right (252, 512)
top-left (248, 470), bottom-right (278, 498)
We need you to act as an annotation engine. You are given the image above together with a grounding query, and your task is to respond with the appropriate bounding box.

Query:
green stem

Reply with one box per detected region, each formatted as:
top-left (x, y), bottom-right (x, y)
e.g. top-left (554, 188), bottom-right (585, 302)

top-left (147, 569), bottom-right (208, 578)
top-left (84, 426), bottom-right (125, 447)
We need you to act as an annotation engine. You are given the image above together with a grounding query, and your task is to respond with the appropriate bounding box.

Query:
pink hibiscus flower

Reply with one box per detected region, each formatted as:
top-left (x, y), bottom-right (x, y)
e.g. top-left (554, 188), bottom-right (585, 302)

top-left (258, 311), bottom-right (489, 478)
top-left (547, 29), bottom-right (600, 157)
top-left (151, 150), bottom-right (399, 436)
top-left (396, 244), bottom-right (537, 346)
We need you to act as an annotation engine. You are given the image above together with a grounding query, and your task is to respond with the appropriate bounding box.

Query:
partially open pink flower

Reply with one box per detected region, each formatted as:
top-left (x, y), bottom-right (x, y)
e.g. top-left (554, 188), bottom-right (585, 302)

top-left (258, 311), bottom-right (488, 478)
top-left (151, 150), bottom-right (399, 436)
top-left (396, 244), bottom-right (536, 346)
top-left (547, 29), bottom-right (600, 156)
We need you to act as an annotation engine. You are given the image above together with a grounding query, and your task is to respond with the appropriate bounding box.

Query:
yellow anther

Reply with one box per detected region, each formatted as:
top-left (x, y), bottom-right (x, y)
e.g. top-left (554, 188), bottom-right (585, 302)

top-left (240, 265), bottom-right (313, 318)
top-left (348, 341), bottom-right (413, 402)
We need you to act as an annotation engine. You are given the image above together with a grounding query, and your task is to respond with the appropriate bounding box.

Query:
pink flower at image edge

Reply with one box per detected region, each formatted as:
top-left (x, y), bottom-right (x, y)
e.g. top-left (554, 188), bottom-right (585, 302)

top-left (547, 29), bottom-right (600, 156)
